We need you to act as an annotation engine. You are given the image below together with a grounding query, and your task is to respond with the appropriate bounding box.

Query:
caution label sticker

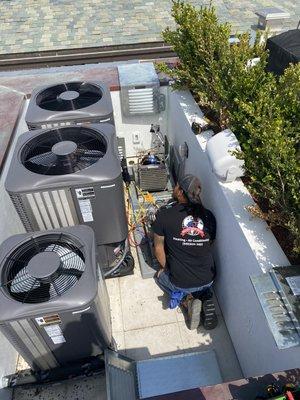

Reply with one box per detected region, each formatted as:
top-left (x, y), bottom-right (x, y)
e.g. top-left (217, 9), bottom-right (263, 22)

top-left (78, 199), bottom-right (94, 222)
top-left (44, 324), bottom-right (66, 345)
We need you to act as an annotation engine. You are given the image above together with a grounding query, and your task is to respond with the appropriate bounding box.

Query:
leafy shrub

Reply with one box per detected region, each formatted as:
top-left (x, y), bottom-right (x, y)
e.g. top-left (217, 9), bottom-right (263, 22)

top-left (159, 1), bottom-right (300, 258)
top-left (276, 64), bottom-right (300, 146)
top-left (160, 1), bottom-right (268, 130)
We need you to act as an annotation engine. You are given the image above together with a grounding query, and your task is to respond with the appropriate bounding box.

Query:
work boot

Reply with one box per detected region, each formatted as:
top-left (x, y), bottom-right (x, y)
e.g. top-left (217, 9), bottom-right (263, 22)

top-left (201, 297), bottom-right (218, 330)
top-left (186, 297), bottom-right (202, 330)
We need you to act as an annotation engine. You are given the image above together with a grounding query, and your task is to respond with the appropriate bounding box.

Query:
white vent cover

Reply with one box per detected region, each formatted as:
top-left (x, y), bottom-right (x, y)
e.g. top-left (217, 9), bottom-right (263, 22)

top-left (118, 63), bottom-right (164, 116)
top-left (128, 87), bottom-right (155, 114)
top-left (206, 129), bottom-right (244, 182)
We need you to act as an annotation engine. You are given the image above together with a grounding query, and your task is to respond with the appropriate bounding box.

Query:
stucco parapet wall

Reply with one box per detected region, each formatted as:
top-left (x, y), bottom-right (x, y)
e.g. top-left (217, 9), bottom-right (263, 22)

top-left (168, 90), bottom-right (298, 377)
top-left (175, 90), bottom-right (289, 271)
top-left (0, 59), bottom-right (174, 172)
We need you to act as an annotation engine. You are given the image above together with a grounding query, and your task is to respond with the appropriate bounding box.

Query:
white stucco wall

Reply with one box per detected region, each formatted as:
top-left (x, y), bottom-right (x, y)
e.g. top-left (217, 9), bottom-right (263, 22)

top-left (167, 89), bottom-right (300, 377)
top-left (111, 87), bottom-right (168, 159)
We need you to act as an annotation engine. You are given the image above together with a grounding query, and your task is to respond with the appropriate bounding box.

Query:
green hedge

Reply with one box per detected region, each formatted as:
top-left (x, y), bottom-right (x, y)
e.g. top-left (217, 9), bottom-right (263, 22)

top-left (159, 1), bottom-right (300, 258)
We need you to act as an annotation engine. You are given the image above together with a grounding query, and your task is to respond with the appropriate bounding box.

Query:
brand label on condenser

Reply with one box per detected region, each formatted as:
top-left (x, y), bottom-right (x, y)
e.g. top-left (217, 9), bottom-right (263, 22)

top-left (75, 187), bottom-right (95, 199)
top-left (35, 314), bottom-right (61, 326)
top-left (78, 199), bottom-right (94, 222)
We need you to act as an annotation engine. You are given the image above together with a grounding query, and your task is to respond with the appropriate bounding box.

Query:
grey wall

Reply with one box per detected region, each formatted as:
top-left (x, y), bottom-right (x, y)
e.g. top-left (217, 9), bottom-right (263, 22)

top-left (168, 90), bottom-right (300, 377)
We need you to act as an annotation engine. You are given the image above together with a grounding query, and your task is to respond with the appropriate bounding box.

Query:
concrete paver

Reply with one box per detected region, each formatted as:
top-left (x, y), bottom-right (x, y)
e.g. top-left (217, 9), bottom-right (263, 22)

top-left (124, 323), bottom-right (184, 361)
top-left (106, 277), bottom-right (123, 332)
top-left (119, 274), bottom-right (178, 331)
top-left (0, 0), bottom-right (298, 55)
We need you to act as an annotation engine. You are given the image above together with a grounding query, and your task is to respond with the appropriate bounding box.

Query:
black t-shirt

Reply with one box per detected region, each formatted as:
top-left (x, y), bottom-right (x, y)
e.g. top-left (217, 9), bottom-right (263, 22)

top-left (152, 202), bottom-right (216, 289)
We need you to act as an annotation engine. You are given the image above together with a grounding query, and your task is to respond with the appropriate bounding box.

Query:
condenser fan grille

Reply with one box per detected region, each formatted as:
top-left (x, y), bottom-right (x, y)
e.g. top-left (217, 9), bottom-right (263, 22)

top-left (21, 126), bottom-right (107, 175)
top-left (1, 234), bottom-right (85, 303)
top-left (36, 82), bottom-right (103, 111)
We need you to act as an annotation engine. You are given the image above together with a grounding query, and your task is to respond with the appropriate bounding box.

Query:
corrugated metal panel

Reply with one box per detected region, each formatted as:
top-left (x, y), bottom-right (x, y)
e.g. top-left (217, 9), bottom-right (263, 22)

top-left (51, 190), bottom-right (69, 226)
top-left (58, 189), bottom-right (76, 226)
top-left (26, 193), bottom-right (46, 230)
top-left (136, 351), bottom-right (222, 399)
top-left (9, 194), bottom-right (34, 231)
top-left (10, 320), bottom-right (58, 370)
top-left (24, 189), bottom-right (78, 230)
top-left (42, 191), bottom-right (60, 228)
top-left (18, 320), bottom-right (58, 369)
top-left (251, 272), bottom-right (300, 349)
top-left (107, 365), bottom-right (137, 400)
top-left (33, 192), bottom-right (52, 229)
top-left (105, 350), bottom-right (137, 400)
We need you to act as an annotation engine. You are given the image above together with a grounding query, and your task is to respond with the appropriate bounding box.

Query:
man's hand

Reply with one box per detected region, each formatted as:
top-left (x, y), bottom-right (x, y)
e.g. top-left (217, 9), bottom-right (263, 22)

top-left (157, 268), bottom-right (164, 278)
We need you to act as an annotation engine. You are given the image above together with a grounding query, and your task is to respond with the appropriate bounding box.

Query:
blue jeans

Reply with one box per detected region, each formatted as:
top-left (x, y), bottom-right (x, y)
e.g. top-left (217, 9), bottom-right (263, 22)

top-left (154, 270), bottom-right (213, 298)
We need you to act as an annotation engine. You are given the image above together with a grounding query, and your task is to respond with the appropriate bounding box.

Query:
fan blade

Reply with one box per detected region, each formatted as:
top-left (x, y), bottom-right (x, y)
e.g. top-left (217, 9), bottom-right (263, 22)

top-left (49, 283), bottom-right (57, 298)
top-left (42, 99), bottom-right (74, 112)
top-left (25, 283), bottom-right (51, 302)
top-left (10, 274), bottom-right (38, 293)
top-left (73, 93), bottom-right (100, 109)
top-left (23, 127), bottom-right (105, 175)
top-left (62, 252), bottom-right (85, 270)
top-left (77, 82), bottom-right (100, 96)
top-left (38, 84), bottom-right (68, 110)
top-left (44, 239), bottom-right (64, 254)
top-left (53, 274), bottom-right (77, 295)
top-left (78, 148), bottom-right (104, 158)
top-left (26, 151), bottom-right (57, 167)
top-left (77, 137), bottom-right (97, 146)
top-left (72, 161), bottom-right (86, 172)
top-left (60, 268), bottom-right (83, 278)
top-left (60, 250), bottom-right (81, 262)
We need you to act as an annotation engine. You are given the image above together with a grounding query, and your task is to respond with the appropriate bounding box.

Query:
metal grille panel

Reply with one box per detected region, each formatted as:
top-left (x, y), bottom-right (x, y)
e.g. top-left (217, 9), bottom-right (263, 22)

top-left (107, 365), bottom-right (137, 400)
top-left (1, 320), bottom-right (58, 371)
top-left (13, 189), bottom-right (78, 232)
top-left (128, 88), bottom-right (154, 114)
top-left (10, 194), bottom-right (34, 231)
top-left (138, 166), bottom-right (168, 192)
top-left (251, 272), bottom-right (300, 349)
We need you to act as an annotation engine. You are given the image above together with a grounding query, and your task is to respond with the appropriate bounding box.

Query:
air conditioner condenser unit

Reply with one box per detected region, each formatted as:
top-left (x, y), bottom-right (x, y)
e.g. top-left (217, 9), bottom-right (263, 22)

top-left (25, 81), bottom-right (115, 130)
top-left (5, 124), bottom-right (132, 277)
top-left (0, 226), bottom-right (112, 371)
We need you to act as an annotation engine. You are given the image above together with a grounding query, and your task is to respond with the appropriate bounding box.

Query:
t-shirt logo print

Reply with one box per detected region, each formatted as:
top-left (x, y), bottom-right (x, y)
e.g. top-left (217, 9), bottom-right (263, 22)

top-left (180, 216), bottom-right (205, 238)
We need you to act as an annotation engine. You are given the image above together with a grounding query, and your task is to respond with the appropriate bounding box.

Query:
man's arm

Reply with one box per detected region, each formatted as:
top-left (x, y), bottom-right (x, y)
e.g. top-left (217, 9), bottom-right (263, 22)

top-left (154, 233), bottom-right (166, 270)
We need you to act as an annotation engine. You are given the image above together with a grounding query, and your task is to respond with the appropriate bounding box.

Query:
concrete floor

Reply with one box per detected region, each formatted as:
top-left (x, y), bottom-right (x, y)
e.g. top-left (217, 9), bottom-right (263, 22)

top-left (106, 248), bottom-right (243, 383)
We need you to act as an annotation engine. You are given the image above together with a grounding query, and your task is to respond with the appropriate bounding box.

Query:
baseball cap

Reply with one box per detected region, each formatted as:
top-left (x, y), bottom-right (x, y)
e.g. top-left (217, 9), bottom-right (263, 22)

top-left (178, 174), bottom-right (202, 204)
